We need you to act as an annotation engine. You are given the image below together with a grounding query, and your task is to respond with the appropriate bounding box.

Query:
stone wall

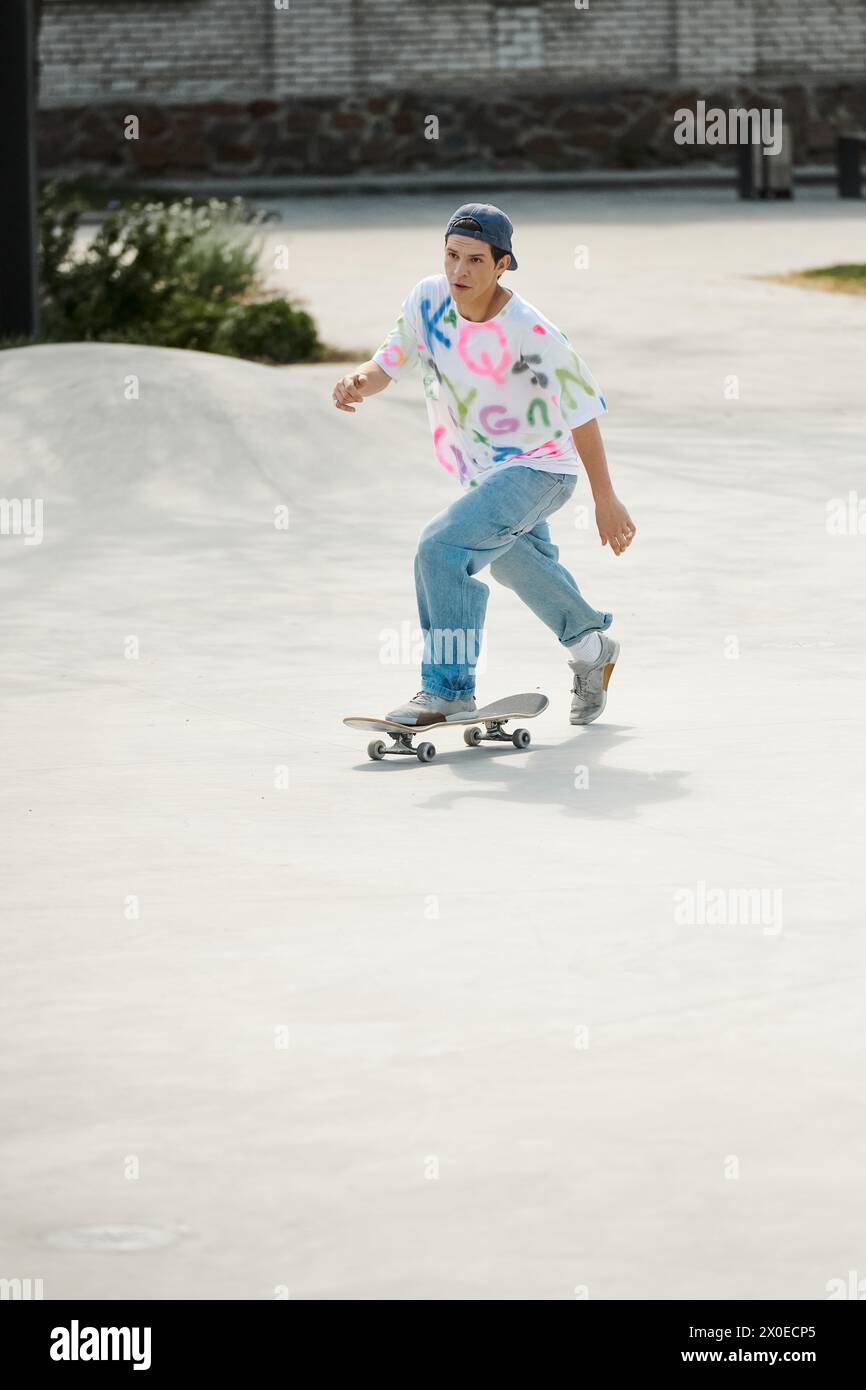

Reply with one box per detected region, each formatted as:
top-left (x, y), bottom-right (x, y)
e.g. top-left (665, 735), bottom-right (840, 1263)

top-left (36, 0), bottom-right (866, 178)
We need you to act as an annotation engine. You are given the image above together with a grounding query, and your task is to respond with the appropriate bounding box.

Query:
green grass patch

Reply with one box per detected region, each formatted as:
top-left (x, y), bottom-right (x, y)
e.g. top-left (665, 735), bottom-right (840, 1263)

top-left (800, 263), bottom-right (866, 283)
top-left (769, 263), bottom-right (866, 297)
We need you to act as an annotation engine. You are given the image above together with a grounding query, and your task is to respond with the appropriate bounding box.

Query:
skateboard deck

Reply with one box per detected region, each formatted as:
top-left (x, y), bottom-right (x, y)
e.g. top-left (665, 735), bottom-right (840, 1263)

top-left (344, 692), bottom-right (549, 762)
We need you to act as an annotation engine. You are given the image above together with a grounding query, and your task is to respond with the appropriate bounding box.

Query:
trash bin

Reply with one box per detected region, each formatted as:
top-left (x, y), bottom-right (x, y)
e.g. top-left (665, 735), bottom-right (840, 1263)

top-left (737, 121), bottom-right (793, 199)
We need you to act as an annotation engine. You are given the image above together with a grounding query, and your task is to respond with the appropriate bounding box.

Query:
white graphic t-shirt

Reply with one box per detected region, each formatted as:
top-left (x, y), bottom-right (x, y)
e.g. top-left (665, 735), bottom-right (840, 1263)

top-left (373, 274), bottom-right (607, 490)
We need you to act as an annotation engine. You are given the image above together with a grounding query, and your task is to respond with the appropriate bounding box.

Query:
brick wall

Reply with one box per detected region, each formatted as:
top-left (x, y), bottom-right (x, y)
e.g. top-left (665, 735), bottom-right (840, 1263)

top-left (39, 0), bottom-right (274, 105)
top-left (756, 0), bottom-right (866, 75)
top-left (36, 0), bottom-right (866, 177)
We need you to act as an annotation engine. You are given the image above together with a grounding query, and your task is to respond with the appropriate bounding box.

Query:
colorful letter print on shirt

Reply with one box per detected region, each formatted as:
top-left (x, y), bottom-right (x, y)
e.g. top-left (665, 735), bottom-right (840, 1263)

top-left (373, 274), bottom-right (608, 489)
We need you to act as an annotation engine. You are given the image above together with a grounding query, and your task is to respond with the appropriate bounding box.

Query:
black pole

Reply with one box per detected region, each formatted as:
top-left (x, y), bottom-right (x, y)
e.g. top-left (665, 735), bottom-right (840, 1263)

top-left (0, 0), bottom-right (40, 340)
top-left (837, 136), bottom-right (863, 199)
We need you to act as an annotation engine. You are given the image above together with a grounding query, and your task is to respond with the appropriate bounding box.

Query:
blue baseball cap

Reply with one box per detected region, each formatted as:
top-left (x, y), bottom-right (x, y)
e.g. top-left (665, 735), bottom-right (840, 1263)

top-left (444, 203), bottom-right (518, 271)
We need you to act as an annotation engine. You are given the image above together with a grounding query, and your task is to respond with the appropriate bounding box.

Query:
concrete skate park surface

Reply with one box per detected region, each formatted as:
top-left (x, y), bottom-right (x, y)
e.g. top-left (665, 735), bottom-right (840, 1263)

top-left (2, 190), bottom-right (865, 1300)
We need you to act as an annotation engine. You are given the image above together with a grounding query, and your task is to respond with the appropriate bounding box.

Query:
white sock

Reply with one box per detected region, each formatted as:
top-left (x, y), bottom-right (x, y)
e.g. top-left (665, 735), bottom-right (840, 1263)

top-left (567, 630), bottom-right (602, 662)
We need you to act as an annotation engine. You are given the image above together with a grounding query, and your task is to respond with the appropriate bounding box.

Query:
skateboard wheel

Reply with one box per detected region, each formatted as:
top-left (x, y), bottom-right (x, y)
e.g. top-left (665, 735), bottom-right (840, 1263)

top-left (416, 741), bottom-right (436, 762)
top-left (512, 727), bottom-right (531, 749)
top-left (463, 726), bottom-right (482, 746)
top-left (367, 739), bottom-right (386, 761)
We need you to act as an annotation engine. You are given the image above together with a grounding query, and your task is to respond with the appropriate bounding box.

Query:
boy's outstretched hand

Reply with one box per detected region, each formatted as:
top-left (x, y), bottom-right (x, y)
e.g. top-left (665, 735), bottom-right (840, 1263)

top-left (595, 494), bottom-right (636, 556)
top-left (332, 372), bottom-right (368, 413)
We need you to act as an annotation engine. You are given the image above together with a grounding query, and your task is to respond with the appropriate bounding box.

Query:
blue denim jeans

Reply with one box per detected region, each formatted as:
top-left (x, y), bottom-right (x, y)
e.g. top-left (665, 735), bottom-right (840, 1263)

top-left (415, 465), bottom-right (613, 699)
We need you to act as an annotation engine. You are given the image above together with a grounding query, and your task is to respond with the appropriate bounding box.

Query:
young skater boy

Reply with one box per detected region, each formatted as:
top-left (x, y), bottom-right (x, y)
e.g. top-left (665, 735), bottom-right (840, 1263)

top-left (332, 203), bottom-right (635, 726)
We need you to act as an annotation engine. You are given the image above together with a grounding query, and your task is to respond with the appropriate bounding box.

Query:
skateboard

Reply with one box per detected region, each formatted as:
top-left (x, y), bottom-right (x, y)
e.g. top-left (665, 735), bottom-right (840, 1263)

top-left (343, 692), bottom-right (549, 763)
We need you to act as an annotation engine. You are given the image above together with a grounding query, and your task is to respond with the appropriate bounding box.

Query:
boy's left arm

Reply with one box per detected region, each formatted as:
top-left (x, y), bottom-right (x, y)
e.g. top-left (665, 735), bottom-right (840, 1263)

top-left (571, 419), bottom-right (636, 557)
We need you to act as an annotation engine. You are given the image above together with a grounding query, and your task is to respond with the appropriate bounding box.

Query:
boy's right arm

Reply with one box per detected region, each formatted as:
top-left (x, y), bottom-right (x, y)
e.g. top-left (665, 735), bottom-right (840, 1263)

top-left (332, 360), bottom-right (392, 413)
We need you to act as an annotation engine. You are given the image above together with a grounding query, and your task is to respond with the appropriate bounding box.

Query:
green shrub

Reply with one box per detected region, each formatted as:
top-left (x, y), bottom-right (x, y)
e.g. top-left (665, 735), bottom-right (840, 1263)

top-left (36, 184), bottom-right (323, 363)
top-left (210, 297), bottom-right (319, 364)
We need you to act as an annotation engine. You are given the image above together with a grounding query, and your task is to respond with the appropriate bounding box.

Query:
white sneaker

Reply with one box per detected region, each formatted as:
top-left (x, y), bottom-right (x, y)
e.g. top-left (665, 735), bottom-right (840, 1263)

top-left (568, 633), bottom-right (620, 725)
top-left (386, 689), bottom-right (477, 726)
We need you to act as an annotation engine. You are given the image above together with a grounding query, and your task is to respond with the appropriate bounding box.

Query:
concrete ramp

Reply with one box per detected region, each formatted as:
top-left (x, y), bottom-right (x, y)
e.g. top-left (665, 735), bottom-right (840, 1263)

top-left (0, 343), bottom-right (309, 522)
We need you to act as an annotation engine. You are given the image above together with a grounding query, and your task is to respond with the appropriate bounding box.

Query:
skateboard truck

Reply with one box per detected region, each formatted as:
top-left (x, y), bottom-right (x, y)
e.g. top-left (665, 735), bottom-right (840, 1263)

top-left (464, 718), bottom-right (530, 748)
top-left (368, 730), bottom-right (437, 762)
